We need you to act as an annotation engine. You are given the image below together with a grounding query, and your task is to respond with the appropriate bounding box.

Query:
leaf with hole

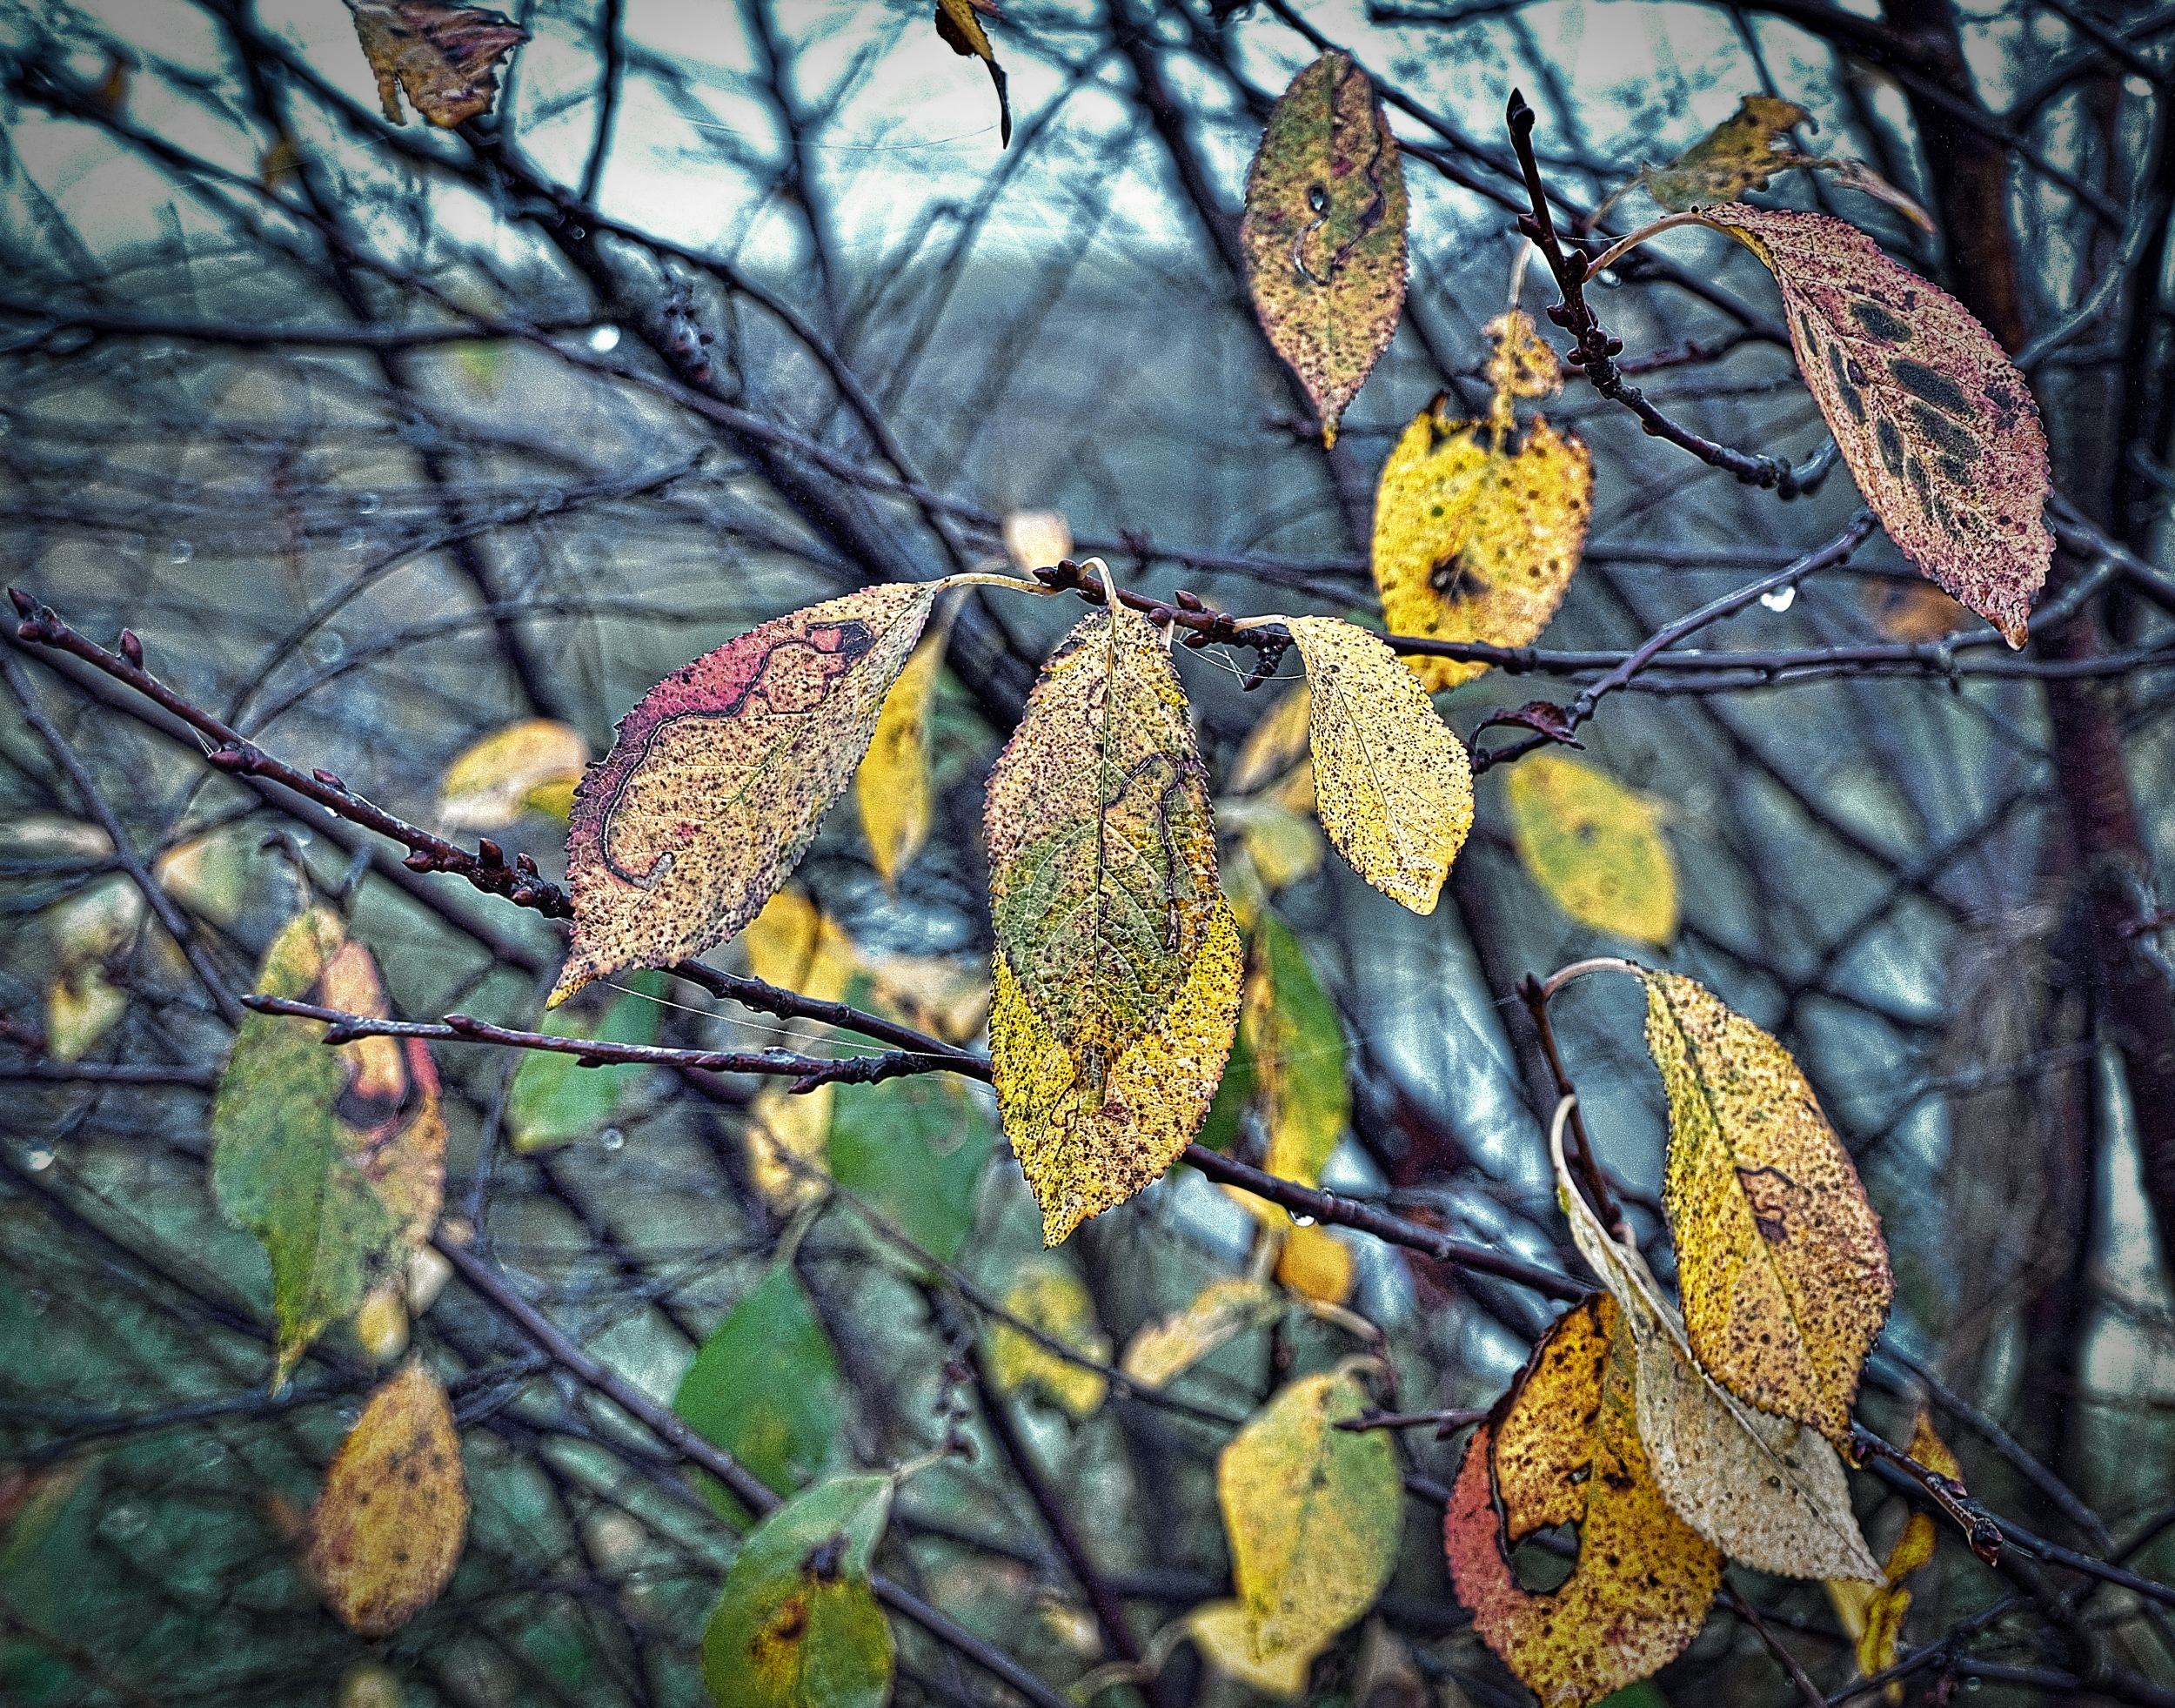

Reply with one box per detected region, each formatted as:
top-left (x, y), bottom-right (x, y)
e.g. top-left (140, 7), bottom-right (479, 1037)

top-left (350, 0), bottom-right (527, 129)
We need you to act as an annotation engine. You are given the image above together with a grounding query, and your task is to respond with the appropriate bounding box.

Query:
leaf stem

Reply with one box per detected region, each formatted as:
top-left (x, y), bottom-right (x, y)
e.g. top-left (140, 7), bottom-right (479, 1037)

top-left (1583, 210), bottom-right (1711, 279)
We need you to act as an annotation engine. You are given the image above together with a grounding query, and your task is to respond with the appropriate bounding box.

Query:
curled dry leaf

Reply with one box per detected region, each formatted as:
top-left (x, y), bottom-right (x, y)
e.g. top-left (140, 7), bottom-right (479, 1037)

top-left (988, 1264), bottom-right (1110, 1417)
top-left (1284, 615), bottom-right (1473, 913)
top-left (1221, 1369), bottom-right (1401, 1667)
top-left (1643, 968), bottom-right (1893, 1443)
top-left (351, 0), bottom-right (527, 129)
top-left (1551, 1108), bottom-right (1883, 1581)
top-left (306, 1362), bottom-right (467, 1638)
top-left (933, 0), bottom-right (1011, 147)
top-left (1829, 1409), bottom-right (1961, 1691)
top-left (856, 608), bottom-right (954, 887)
top-left (1636, 97), bottom-right (1930, 229)
top-left (1444, 1295), bottom-right (1723, 1707)
top-left (437, 718), bottom-right (588, 829)
top-left (1372, 316), bottom-right (1594, 689)
top-left (1695, 204), bottom-right (2049, 646)
top-left (1241, 52), bottom-right (1408, 447)
top-left (1507, 753), bottom-right (1677, 949)
top-left (553, 583), bottom-right (940, 1005)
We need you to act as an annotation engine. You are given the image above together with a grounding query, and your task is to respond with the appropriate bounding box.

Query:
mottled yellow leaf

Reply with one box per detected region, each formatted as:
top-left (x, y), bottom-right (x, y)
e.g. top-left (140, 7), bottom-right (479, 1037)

top-left (1551, 1109), bottom-right (1882, 1581)
top-left (1001, 510), bottom-right (1071, 574)
top-left (438, 719), bottom-right (588, 830)
top-left (1241, 53), bottom-right (1408, 446)
top-left (855, 611), bottom-right (953, 887)
top-left (1121, 1279), bottom-right (1280, 1389)
top-left (1188, 1599), bottom-right (1311, 1696)
top-left (743, 890), bottom-right (863, 1005)
top-left (1284, 615), bottom-right (1473, 913)
top-left (1371, 315), bottom-right (1594, 691)
top-left (1507, 754), bottom-right (1677, 948)
top-left (555, 584), bottom-right (940, 1004)
top-left (1636, 98), bottom-right (1930, 229)
top-left (1643, 969), bottom-right (1893, 1443)
top-left (990, 903), bottom-right (1243, 1243)
top-left (933, 0), bottom-right (1010, 147)
top-left (1276, 1222), bottom-right (1355, 1304)
top-left (305, 1362), bottom-right (467, 1638)
top-left (1221, 1369), bottom-right (1400, 1664)
top-left (351, 0), bottom-right (526, 129)
top-left (1694, 204), bottom-right (2049, 646)
top-left (989, 1265), bottom-right (1109, 1418)
top-left (1444, 1296), bottom-right (1723, 1707)
top-left (747, 1082), bottom-right (835, 1211)
top-left (1228, 686), bottom-right (1313, 796)
top-left (43, 874), bottom-right (142, 1058)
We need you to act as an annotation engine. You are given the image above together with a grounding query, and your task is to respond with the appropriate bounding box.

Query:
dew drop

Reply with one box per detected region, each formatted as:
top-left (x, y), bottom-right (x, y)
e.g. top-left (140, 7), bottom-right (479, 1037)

top-left (310, 630), bottom-right (345, 665)
top-left (1759, 585), bottom-right (1797, 613)
top-left (589, 325), bottom-right (621, 353)
top-left (357, 492), bottom-right (382, 516)
top-left (169, 540), bottom-right (194, 565)
top-left (1596, 268), bottom-right (1621, 289)
top-left (599, 1127), bottom-right (625, 1153)
top-left (25, 1147), bottom-right (54, 1171)
top-left (341, 526), bottom-right (368, 552)
top-left (1288, 1211), bottom-right (1316, 1228)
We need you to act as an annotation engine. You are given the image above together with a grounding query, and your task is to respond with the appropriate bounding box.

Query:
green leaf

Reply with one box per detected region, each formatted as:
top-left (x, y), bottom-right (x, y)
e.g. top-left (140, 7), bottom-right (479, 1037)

top-left (826, 1075), bottom-right (993, 1266)
top-left (703, 1474), bottom-right (894, 1708)
top-left (675, 1264), bottom-right (843, 1521)
top-left (1243, 910), bottom-right (1348, 1191)
top-left (507, 970), bottom-right (666, 1153)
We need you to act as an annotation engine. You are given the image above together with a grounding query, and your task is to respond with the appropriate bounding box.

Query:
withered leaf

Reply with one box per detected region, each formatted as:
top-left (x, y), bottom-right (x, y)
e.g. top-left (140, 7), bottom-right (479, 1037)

top-left (1444, 1296), bottom-right (1723, 1707)
top-left (1695, 204), bottom-right (2049, 646)
top-left (1643, 968), bottom-right (1893, 1443)
top-left (306, 1362), bottom-right (467, 1638)
top-left (351, 0), bottom-right (527, 129)
top-left (553, 584), bottom-right (940, 1005)
top-left (933, 0), bottom-right (1011, 148)
top-left (1637, 97), bottom-right (1931, 229)
top-left (1241, 52), bottom-right (1408, 447)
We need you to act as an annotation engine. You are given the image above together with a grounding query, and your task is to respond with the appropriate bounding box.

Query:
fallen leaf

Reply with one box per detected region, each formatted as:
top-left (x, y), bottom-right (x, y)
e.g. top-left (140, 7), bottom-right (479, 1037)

top-left (338, 1661), bottom-right (405, 1708)
top-left (856, 608), bottom-right (954, 887)
top-left (1372, 317), bottom-right (1594, 691)
top-left (1228, 685), bottom-right (1313, 796)
top-left (1002, 510), bottom-right (1071, 573)
top-left (1444, 1296), bottom-right (1723, 1707)
top-left (676, 1264), bottom-right (843, 1517)
top-left (703, 1473), bottom-right (895, 1708)
top-left (1550, 1108), bottom-right (1883, 1581)
top-left (505, 972), bottom-right (666, 1153)
top-left (1221, 1367), bottom-right (1401, 1665)
top-left (1276, 1222), bottom-right (1356, 1304)
top-left (438, 719), bottom-right (589, 829)
top-left (353, 1277), bottom-right (410, 1363)
top-left (1121, 1278), bottom-right (1281, 1389)
top-left (1507, 754), bottom-right (1677, 948)
top-left (306, 1362), bottom-right (467, 1638)
top-left (213, 909), bottom-right (445, 1386)
top-left (554, 583), bottom-right (940, 1004)
top-left (1643, 968), bottom-right (1893, 1443)
top-left (1241, 52), bottom-right (1409, 446)
top-left (1188, 1599), bottom-right (1312, 1697)
top-left (350, 0), bottom-right (527, 129)
top-left (1285, 615), bottom-right (1473, 913)
top-left (1, 814), bottom-right (112, 859)
top-left (1694, 204), bottom-right (2050, 646)
top-left (933, 0), bottom-right (1011, 147)
top-left (988, 1264), bottom-right (1109, 1418)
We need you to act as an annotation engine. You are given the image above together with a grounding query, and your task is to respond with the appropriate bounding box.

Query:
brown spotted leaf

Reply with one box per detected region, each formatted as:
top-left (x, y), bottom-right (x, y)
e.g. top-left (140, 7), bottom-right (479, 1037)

top-left (1695, 204), bottom-right (2049, 646)
top-left (1445, 1295), bottom-right (1723, 1706)
top-left (1241, 52), bottom-right (1408, 447)
top-left (933, 0), bottom-right (1011, 147)
top-left (554, 584), bottom-right (940, 1004)
top-left (1643, 969), bottom-right (1893, 1443)
top-left (350, 0), bottom-right (526, 129)
top-left (306, 1362), bottom-right (467, 1638)
top-left (1284, 616), bottom-right (1473, 913)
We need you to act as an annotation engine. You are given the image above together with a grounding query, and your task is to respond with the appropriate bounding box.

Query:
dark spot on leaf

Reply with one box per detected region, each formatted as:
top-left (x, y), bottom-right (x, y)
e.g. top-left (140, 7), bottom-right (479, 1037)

top-left (1874, 417), bottom-right (1906, 479)
top-left (1849, 298), bottom-right (1911, 344)
top-left (1431, 555), bottom-right (1489, 601)
top-left (1889, 357), bottom-right (1971, 417)
top-left (1909, 402), bottom-right (1978, 460)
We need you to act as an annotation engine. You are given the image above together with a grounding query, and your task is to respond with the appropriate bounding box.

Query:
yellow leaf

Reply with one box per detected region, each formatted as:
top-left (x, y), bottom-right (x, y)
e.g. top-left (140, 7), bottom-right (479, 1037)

top-left (43, 876), bottom-right (145, 1059)
top-left (933, 0), bottom-right (1011, 147)
top-left (1507, 753), bottom-right (1677, 948)
top-left (555, 584), bottom-right (940, 1004)
top-left (1243, 911), bottom-right (1348, 1189)
top-left (1120, 1279), bottom-right (1280, 1390)
top-left (1864, 577), bottom-right (1971, 640)
top-left (747, 1082), bottom-right (835, 1211)
top-left (353, 1277), bottom-right (411, 1363)
top-left (1643, 969), bottom-right (1893, 1443)
top-left (1904, 1406), bottom-right (1962, 1485)
top-left (1221, 1369), bottom-right (1401, 1664)
top-left (742, 890), bottom-right (863, 1005)
top-left (156, 824), bottom-right (255, 925)
top-left (856, 610), bottom-right (953, 887)
top-left (1219, 796), bottom-right (1324, 893)
top-left (350, 0), bottom-right (527, 129)
top-left (1829, 1408), bottom-right (1960, 1692)
top-left (338, 1662), bottom-right (405, 1708)
top-left (45, 968), bottom-right (128, 1062)
top-left (1188, 1599), bottom-right (1311, 1697)
top-left (1444, 1296), bottom-right (1723, 1707)
top-left (1284, 615), bottom-right (1473, 914)
top-left (1241, 53), bottom-right (1409, 446)
top-left (306, 1362), bottom-right (467, 1638)
top-left (1276, 1222), bottom-right (1355, 1304)
top-left (991, 903), bottom-right (1243, 1243)
top-left (1639, 96), bottom-right (1818, 211)
top-left (1001, 510), bottom-right (1071, 574)
top-left (438, 719), bottom-right (589, 830)
top-left (1228, 686), bottom-right (1313, 796)
top-left (1551, 1106), bottom-right (1882, 1581)
top-left (1694, 204), bottom-right (2050, 646)
top-left (989, 1266), bottom-right (1109, 1418)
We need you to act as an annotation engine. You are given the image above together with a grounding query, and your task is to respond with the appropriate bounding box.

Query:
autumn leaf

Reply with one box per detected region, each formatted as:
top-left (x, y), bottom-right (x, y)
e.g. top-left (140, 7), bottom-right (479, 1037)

top-left (704, 1473), bottom-right (894, 1708)
top-left (1550, 1105), bottom-right (1882, 1581)
top-left (1221, 1367), bottom-right (1401, 1667)
top-left (155, 822), bottom-right (255, 926)
top-left (988, 1264), bottom-right (1110, 1417)
top-left (1121, 1278), bottom-right (1281, 1390)
top-left (1241, 52), bottom-right (1409, 447)
top-left (675, 1264), bottom-right (843, 1519)
top-left (1507, 754), bottom-right (1677, 948)
top-left (1636, 97), bottom-right (1930, 229)
top-left (1243, 910), bottom-right (1348, 1189)
top-left (1693, 204), bottom-right (2049, 646)
top-left (1864, 577), bottom-right (1971, 641)
top-left (1188, 1599), bottom-right (1312, 1697)
top-left (438, 718), bottom-right (588, 828)
top-left (213, 908), bottom-right (445, 1387)
top-left (1372, 315), bottom-right (1594, 690)
top-left (1276, 1222), bottom-right (1356, 1304)
top-left (932, 0), bottom-right (1010, 148)
top-left (856, 606), bottom-right (954, 887)
top-left (1643, 968), bottom-right (1893, 1443)
top-left (1828, 1410), bottom-right (1961, 1694)
top-left (305, 1362), bottom-right (467, 1638)
top-left (1228, 685), bottom-right (1313, 797)
top-left (1284, 615), bottom-right (1473, 913)
top-left (1218, 796), bottom-right (1325, 894)
top-left (742, 890), bottom-right (863, 1005)
top-left (43, 874), bottom-right (142, 1061)
top-left (350, 0), bottom-right (527, 129)
top-left (1445, 1296), bottom-right (1723, 1706)
top-left (553, 583), bottom-right (941, 1005)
